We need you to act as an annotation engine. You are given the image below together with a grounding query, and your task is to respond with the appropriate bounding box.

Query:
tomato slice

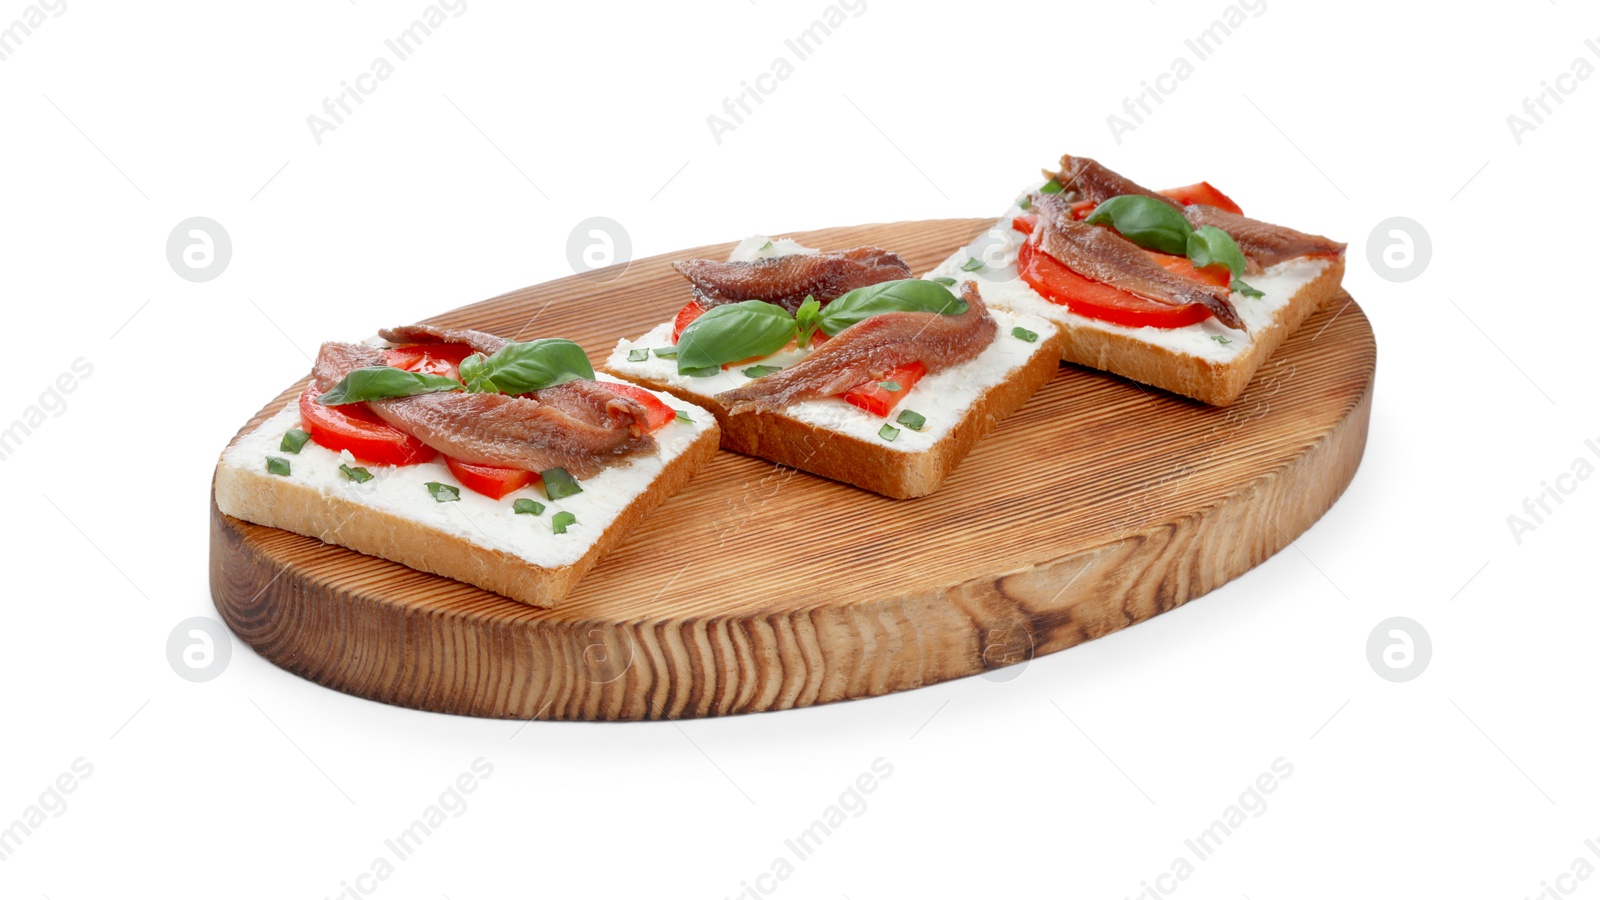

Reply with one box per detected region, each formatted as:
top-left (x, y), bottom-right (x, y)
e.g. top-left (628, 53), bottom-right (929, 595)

top-left (841, 361), bottom-right (928, 417)
top-left (671, 300), bottom-right (708, 343)
top-left (600, 381), bottom-right (675, 432)
top-left (1148, 251), bottom-right (1232, 289)
top-left (1012, 214), bottom-right (1037, 235)
top-left (1159, 181), bottom-right (1243, 215)
top-left (1016, 239), bottom-right (1213, 329)
top-left (385, 343), bottom-right (473, 382)
top-left (298, 385), bottom-right (438, 466)
top-left (444, 456), bottom-right (538, 500)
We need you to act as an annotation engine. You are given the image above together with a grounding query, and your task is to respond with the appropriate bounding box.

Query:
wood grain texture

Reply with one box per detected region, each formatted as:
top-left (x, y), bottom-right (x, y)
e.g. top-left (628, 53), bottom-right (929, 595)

top-left (209, 218), bottom-right (1376, 720)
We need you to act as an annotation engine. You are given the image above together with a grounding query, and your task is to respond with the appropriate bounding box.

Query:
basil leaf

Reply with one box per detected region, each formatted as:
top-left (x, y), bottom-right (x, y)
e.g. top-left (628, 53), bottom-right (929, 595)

top-left (1085, 195), bottom-right (1193, 256)
top-left (673, 408), bottom-right (693, 424)
top-left (1186, 225), bottom-right (1247, 278)
top-left (877, 424), bottom-right (899, 442)
top-left (280, 428), bottom-right (312, 454)
top-left (674, 300), bottom-right (797, 374)
top-left (1018, 196), bottom-right (1032, 211)
top-left (816, 280), bottom-right (969, 337)
top-left (459, 338), bottom-right (594, 395)
top-left (878, 381), bottom-right (902, 392)
top-left (539, 467), bottom-right (583, 501)
top-left (626, 348), bottom-right (649, 362)
top-left (1211, 335), bottom-right (1232, 345)
top-left (652, 346), bottom-right (678, 359)
top-left (340, 463), bottom-right (373, 483)
top-left (551, 510), bottom-right (577, 535)
top-left (930, 276), bottom-right (957, 286)
top-left (959, 257), bottom-right (984, 272)
top-left (742, 365), bottom-right (783, 379)
top-left (1011, 326), bottom-right (1039, 342)
top-left (759, 240), bottom-right (773, 251)
top-left (680, 365), bottom-right (721, 378)
top-left (265, 456), bottom-right (291, 477)
top-left (896, 409), bottom-right (925, 431)
top-left (513, 498), bottom-right (544, 515)
top-left (317, 367), bottom-right (461, 406)
top-left (1038, 180), bottom-right (1064, 195)
top-left (426, 482), bottom-right (460, 502)
top-left (794, 295), bottom-right (822, 349)
top-left (1232, 279), bottom-right (1265, 299)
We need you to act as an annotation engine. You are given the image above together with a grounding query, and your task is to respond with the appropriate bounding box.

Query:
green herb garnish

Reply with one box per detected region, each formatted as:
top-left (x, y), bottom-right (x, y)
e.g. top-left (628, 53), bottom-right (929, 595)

top-left (759, 240), bottom-right (773, 251)
top-left (675, 300), bottom-right (797, 374)
top-left (513, 498), bottom-right (545, 515)
top-left (551, 511), bottom-right (577, 534)
top-left (878, 381), bottom-right (902, 392)
top-left (680, 365), bottom-right (721, 378)
top-left (896, 409), bottom-right (926, 431)
top-left (1011, 326), bottom-right (1039, 343)
top-left (794, 295), bottom-right (822, 349)
top-left (458, 338), bottom-right (594, 395)
top-left (340, 463), bottom-right (373, 483)
top-left (1085, 195), bottom-right (1193, 256)
top-left (1211, 335), bottom-right (1232, 345)
top-left (653, 346), bottom-right (678, 359)
top-left (959, 257), bottom-right (984, 272)
top-left (265, 456), bottom-right (291, 477)
top-left (627, 348), bottom-right (649, 362)
top-left (1018, 196), bottom-right (1032, 210)
top-left (877, 424), bottom-right (899, 442)
top-left (1186, 225), bottom-right (1247, 278)
top-left (742, 365), bottom-right (783, 379)
top-left (317, 367), bottom-right (462, 406)
top-left (1232, 280), bottom-right (1264, 298)
top-left (816, 280), bottom-right (968, 336)
top-left (280, 428), bottom-right (311, 453)
top-left (674, 408), bottom-right (693, 424)
top-left (540, 467), bottom-right (583, 501)
top-left (426, 482), bottom-right (460, 502)
top-left (1039, 180), bottom-right (1064, 194)
top-left (931, 276), bottom-right (957, 286)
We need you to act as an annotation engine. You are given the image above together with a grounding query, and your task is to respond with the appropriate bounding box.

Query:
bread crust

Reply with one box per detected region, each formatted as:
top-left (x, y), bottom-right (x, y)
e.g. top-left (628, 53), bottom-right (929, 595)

top-left (213, 423), bottom-right (720, 608)
top-left (603, 332), bottom-right (1063, 499)
top-left (1052, 258), bottom-right (1346, 406)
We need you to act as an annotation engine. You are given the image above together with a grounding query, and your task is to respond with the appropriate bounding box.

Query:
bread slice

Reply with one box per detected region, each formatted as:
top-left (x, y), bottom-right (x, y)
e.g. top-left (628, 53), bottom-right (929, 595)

top-left (213, 376), bottom-right (720, 608)
top-left (931, 197), bottom-right (1346, 406)
top-left (603, 308), bottom-right (1062, 499)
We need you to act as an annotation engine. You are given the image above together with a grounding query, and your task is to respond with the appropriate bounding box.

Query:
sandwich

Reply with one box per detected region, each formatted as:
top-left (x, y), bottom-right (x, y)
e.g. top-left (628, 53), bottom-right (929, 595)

top-left (926, 155), bottom-right (1347, 405)
top-left (213, 324), bottom-right (720, 607)
top-left (603, 236), bottom-right (1063, 498)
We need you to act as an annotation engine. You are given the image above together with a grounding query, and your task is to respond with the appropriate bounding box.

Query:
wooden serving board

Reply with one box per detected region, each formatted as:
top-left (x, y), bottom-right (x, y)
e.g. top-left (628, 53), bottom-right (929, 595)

top-left (210, 218), bottom-right (1375, 721)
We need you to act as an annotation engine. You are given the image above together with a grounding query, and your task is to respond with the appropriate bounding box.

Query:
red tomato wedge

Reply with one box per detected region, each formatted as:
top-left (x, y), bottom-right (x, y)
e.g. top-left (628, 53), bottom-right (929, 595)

top-left (444, 456), bottom-right (538, 500)
top-left (298, 385), bottom-right (438, 466)
top-left (1159, 182), bottom-right (1243, 215)
top-left (1016, 239), bottom-right (1213, 330)
top-left (671, 300), bottom-right (708, 342)
top-left (841, 361), bottom-right (928, 417)
top-left (385, 343), bottom-right (473, 382)
top-left (600, 381), bottom-right (676, 432)
top-left (1149, 252), bottom-right (1232, 289)
top-left (1012, 214), bottom-right (1037, 235)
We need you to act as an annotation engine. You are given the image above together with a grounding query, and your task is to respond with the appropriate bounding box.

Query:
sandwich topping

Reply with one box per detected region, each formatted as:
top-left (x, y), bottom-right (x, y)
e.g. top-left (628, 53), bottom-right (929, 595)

top-left (301, 326), bottom-right (679, 496)
top-left (673, 246), bottom-right (911, 314)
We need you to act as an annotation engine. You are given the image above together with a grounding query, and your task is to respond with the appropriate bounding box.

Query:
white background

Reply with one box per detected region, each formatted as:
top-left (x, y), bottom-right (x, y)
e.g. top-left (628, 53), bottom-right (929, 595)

top-left (2, 1), bottom-right (1597, 897)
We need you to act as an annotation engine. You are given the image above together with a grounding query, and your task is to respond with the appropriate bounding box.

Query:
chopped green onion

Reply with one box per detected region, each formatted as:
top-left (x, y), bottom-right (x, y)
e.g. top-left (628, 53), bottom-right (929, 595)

top-left (1231, 279), bottom-right (1265, 298)
top-left (1018, 196), bottom-right (1032, 210)
top-left (627, 348), bottom-right (649, 362)
top-left (1211, 335), bottom-right (1232, 345)
top-left (877, 424), bottom-right (900, 442)
top-left (551, 511), bottom-right (577, 534)
top-left (540, 467), bottom-right (583, 501)
top-left (340, 463), bottom-right (373, 483)
top-left (1011, 326), bottom-right (1039, 343)
top-left (265, 456), bottom-right (291, 477)
top-left (930, 276), bottom-right (957, 286)
top-left (653, 346), bottom-right (679, 359)
top-left (513, 498), bottom-right (545, 516)
top-left (674, 408), bottom-right (693, 424)
top-left (426, 482), bottom-right (460, 502)
top-left (959, 257), bottom-right (984, 272)
top-left (1039, 180), bottom-right (1064, 194)
top-left (896, 409), bottom-right (926, 431)
top-left (878, 381), bottom-right (902, 392)
top-left (280, 428), bottom-right (311, 454)
top-left (759, 240), bottom-right (773, 251)
top-left (681, 365), bottom-right (721, 378)
top-left (742, 364), bottom-right (783, 378)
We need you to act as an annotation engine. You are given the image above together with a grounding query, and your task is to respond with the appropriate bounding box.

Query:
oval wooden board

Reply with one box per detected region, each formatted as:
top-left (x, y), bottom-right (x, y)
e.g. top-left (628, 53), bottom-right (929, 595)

top-left (211, 218), bottom-right (1375, 721)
